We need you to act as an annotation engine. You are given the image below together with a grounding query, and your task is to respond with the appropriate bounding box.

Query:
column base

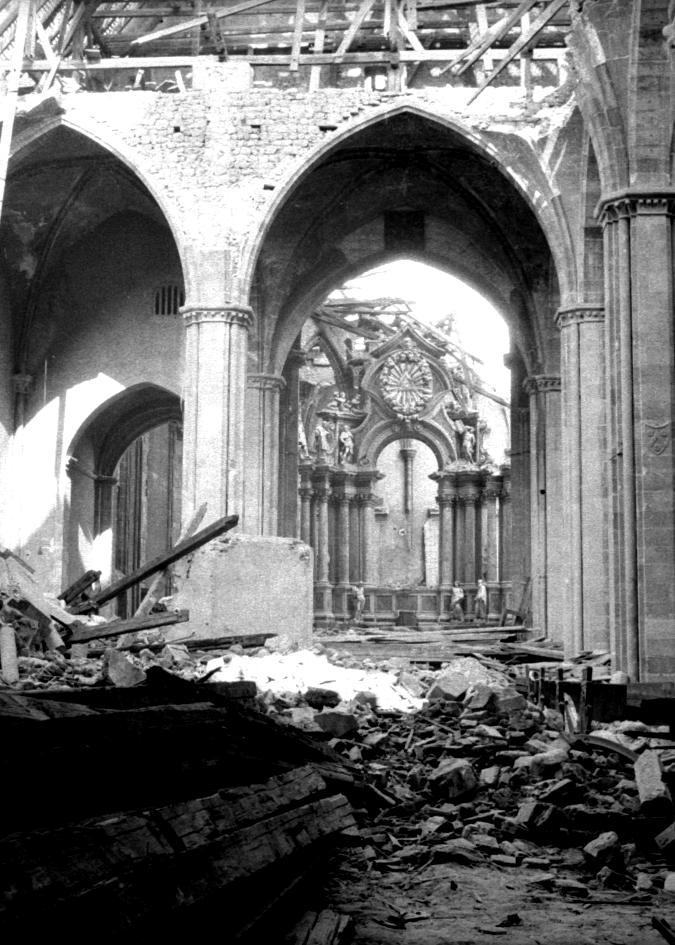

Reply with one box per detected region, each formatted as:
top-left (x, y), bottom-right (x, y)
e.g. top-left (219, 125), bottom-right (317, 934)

top-left (172, 534), bottom-right (314, 645)
top-left (313, 583), bottom-right (334, 627)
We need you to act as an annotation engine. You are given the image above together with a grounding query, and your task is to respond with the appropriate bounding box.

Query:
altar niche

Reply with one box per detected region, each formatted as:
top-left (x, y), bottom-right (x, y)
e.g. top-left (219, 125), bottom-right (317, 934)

top-left (297, 322), bottom-right (511, 627)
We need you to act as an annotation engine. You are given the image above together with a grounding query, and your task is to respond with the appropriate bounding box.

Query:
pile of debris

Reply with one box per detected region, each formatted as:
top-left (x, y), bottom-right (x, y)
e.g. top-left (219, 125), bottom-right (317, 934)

top-left (242, 653), bottom-right (675, 901)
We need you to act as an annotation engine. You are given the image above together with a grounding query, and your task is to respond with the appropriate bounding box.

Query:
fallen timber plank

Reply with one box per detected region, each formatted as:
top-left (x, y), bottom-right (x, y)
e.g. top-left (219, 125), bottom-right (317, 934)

top-left (0, 671), bottom-right (358, 834)
top-left (82, 513), bottom-right (238, 607)
top-left (58, 569), bottom-right (101, 606)
top-left (0, 766), bottom-right (355, 935)
top-left (68, 609), bottom-right (189, 644)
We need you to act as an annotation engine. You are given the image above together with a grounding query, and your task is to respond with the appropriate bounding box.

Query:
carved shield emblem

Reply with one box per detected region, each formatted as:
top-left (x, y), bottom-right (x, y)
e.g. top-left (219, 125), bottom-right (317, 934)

top-left (645, 420), bottom-right (671, 456)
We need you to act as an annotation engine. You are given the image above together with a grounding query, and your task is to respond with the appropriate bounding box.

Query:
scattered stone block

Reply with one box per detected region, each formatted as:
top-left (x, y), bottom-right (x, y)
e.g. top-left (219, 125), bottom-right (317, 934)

top-left (427, 673), bottom-right (468, 701)
top-left (634, 749), bottom-right (673, 817)
top-left (103, 649), bottom-right (146, 688)
top-left (530, 748), bottom-right (568, 779)
top-left (305, 687), bottom-right (340, 709)
top-left (479, 765), bottom-right (501, 787)
top-left (583, 831), bottom-right (622, 871)
top-left (315, 710), bottom-right (359, 738)
top-left (490, 854), bottom-right (520, 867)
top-left (663, 872), bottom-right (675, 893)
top-left (432, 838), bottom-right (483, 865)
top-left (465, 685), bottom-right (496, 711)
top-left (427, 758), bottom-right (478, 801)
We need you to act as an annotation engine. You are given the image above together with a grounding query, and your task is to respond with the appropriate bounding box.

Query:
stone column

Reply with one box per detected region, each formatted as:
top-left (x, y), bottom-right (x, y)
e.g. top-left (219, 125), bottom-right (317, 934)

top-left (244, 372), bottom-right (286, 536)
top-left (499, 467), bottom-right (511, 610)
top-left (524, 375), bottom-right (563, 639)
top-left (334, 474), bottom-right (355, 586)
top-left (312, 467), bottom-right (333, 623)
top-left (400, 441), bottom-right (416, 514)
top-left (458, 476), bottom-right (480, 583)
top-left (299, 463), bottom-right (313, 546)
top-left (356, 470), bottom-right (383, 588)
top-left (278, 349), bottom-right (304, 538)
top-left (483, 476), bottom-right (502, 584)
top-left (431, 471), bottom-right (457, 589)
top-left (557, 305), bottom-right (607, 656)
top-left (181, 305), bottom-right (253, 524)
top-left (600, 195), bottom-right (675, 680)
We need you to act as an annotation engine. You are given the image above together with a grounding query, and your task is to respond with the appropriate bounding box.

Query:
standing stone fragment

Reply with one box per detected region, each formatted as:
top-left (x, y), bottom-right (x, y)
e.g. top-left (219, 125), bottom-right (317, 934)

top-left (634, 749), bottom-right (673, 817)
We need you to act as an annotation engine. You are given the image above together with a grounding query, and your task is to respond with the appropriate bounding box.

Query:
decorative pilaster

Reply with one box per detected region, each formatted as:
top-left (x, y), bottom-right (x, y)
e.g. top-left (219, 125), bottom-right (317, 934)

top-left (556, 304), bottom-right (607, 656)
top-left (181, 305), bottom-right (253, 524)
top-left (245, 372), bottom-right (286, 536)
top-left (499, 468), bottom-right (511, 586)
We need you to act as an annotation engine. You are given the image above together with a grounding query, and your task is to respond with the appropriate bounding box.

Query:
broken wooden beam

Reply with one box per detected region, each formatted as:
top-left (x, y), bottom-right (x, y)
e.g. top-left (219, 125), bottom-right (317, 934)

top-left (67, 609), bottom-right (190, 644)
top-left (58, 569), bottom-right (101, 606)
top-left (133, 502), bottom-right (207, 618)
top-left (82, 513), bottom-right (238, 607)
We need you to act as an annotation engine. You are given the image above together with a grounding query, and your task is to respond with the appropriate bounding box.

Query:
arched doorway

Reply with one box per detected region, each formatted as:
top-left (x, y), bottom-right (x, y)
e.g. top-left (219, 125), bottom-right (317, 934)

top-left (247, 106), bottom-right (561, 634)
top-left (66, 385), bottom-right (183, 615)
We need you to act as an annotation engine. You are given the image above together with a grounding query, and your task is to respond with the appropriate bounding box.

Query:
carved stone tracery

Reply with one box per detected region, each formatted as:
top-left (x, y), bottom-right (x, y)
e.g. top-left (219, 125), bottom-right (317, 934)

top-left (379, 340), bottom-right (434, 420)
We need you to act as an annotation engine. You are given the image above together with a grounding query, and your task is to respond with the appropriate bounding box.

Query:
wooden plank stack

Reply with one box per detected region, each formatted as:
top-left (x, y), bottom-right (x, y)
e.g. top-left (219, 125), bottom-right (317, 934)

top-left (0, 669), bottom-right (358, 941)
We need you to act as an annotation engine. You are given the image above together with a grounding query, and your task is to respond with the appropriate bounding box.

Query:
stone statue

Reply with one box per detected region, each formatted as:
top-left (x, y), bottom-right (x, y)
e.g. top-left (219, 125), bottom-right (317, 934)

top-left (338, 425), bottom-right (354, 465)
top-left (298, 421), bottom-right (309, 459)
top-left (450, 581), bottom-right (464, 621)
top-left (475, 578), bottom-right (488, 621)
top-left (461, 425), bottom-right (476, 463)
top-left (351, 582), bottom-right (366, 621)
top-left (313, 419), bottom-right (332, 457)
top-left (327, 390), bottom-right (348, 412)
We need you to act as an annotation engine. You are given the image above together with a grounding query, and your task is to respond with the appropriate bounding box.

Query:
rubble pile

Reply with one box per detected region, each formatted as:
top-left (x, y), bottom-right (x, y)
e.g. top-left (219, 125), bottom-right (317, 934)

top-left (245, 654), bottom-right (675, 898)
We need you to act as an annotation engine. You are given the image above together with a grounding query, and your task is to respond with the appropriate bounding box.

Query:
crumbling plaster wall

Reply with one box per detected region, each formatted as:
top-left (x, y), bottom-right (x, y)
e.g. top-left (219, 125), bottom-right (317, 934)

top-left (11, 213), bottom-right (184, 591)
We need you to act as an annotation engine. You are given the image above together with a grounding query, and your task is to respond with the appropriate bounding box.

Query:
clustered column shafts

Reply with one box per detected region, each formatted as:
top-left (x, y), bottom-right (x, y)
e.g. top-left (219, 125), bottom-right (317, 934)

top-left (181, 305), bottom-right (253, 525)
top-left (246, 372), bottom-right (286, 536)
top-left (557, 304), bottom-right (606, 657)
top-left (599, 194), bottom-right (675, 681)
top-left (303, 461), bottom-right (510, 623)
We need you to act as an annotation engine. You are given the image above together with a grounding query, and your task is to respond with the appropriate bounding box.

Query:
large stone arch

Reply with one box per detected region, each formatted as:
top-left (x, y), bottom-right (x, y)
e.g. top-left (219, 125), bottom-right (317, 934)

top-left (240, 100), bottom-right (574, 308)
top-left (9, 115), bottom-right (190, 292)
top-left (238, 101), bottom-right (568, 638)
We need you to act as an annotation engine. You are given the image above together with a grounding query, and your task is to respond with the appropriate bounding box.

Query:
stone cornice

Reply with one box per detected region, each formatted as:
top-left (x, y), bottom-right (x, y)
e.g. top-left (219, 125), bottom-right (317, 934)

top-left (247, 372), bottom-right (286, 392)
top-left (597, 190), bottom-right (675, 226)
top-left (523, 374), bottom-right (561, 395)
top-left (556, 305), bottom-right (604, 330)
top-left (181, 305), bottom-right (254, 329)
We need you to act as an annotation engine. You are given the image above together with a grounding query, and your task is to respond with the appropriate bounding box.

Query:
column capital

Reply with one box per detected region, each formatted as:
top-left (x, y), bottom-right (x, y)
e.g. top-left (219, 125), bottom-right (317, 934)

top-left (523, 374), bottom-right (561, 395)
top-left (597, 191), bottom-right (675, 226)
top-left (556, 305), bottom-right (605, 330)
top-left (181, 305), bottom-right (254, 329)
top-left (437, 494), bottom-right (457, 508)
top-left (247, 372), bottom-right (286, 392)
